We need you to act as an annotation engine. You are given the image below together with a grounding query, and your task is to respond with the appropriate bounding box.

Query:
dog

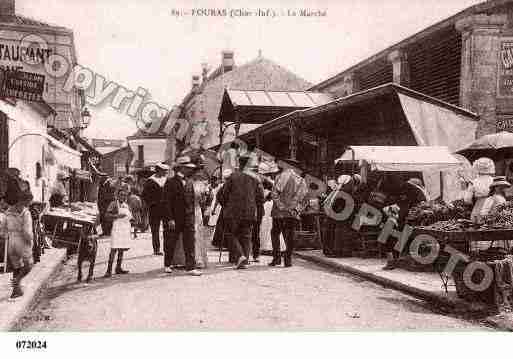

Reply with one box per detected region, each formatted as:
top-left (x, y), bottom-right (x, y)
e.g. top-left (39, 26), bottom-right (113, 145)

top-left (77, 235), bottom-right (98, 283)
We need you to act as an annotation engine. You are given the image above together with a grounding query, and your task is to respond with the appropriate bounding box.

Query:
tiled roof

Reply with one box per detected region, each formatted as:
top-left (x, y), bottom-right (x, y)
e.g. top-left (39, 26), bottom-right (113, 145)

top-left (0, 14), bottom-right (68, 30)
top-left (219, 56), bottom-right (312, 91)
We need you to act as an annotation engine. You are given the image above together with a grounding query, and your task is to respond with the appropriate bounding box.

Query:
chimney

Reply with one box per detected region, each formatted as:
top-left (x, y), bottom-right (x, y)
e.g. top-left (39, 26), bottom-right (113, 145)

top-left (221, 50), bottom-right (234, 73)
top-left (0, 0), bottom-right (15, 16)
top-left (192, 75), bottom-right (201, 92)
top-left (201, 62), bottom-right (209, 84)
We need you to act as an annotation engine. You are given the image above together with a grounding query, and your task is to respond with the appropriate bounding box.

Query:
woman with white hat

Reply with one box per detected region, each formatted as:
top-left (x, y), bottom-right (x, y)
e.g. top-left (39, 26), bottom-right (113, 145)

top-left (482, 176), bottom-right (510, 216)
top-left (464, 157), bottom-right (496, 224)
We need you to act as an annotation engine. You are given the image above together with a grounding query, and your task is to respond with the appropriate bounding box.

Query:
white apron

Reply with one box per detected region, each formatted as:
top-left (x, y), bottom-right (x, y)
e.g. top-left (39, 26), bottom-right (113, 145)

top-left (110, 201), bottom-right (132, 250)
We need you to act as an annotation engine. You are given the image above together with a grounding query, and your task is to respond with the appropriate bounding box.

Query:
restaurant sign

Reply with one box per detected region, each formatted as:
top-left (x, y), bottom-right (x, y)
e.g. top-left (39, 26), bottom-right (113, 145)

top-left (0, 70), bottom-right (45, 102)
top-left (498, 38), bottom-right (513, 98)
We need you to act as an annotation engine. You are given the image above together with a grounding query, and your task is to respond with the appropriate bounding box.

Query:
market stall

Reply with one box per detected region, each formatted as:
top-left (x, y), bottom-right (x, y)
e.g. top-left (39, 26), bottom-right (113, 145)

top-left (325, 145), bottom-right (463, 257)
top-left (42, 201), bottom-right (99, 256)
top-left (334, 146), bottom-right (513, 307)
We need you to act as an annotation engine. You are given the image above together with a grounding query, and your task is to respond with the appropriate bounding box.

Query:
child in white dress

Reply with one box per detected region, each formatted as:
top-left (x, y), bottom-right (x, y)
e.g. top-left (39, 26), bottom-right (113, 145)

top-left (104, 188), bottom-right (132, 277)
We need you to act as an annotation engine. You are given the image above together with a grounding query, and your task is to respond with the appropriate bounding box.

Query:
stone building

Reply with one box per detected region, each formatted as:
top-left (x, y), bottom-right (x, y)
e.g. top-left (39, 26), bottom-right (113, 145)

top-left (0, 0), bottom-right (84, 130)
top-left (100, 146), bottom-right (133, 179)
top-left (309, 0), bottom-right (513, 138)
top-left (176, 50), bottom-right (313, 152)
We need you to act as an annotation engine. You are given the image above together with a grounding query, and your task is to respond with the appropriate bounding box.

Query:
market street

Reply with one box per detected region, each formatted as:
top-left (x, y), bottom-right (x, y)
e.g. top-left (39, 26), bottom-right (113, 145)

top-left (19, 233), bottom-right (491, 331)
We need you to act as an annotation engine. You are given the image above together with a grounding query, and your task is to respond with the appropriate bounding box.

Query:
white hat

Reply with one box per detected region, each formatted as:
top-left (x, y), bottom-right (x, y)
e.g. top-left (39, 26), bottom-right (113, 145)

top-left (337, 175), bottom-right (351, 185)
top-left (155, 163), bottom-right (170, 171)
top-left (222, 169), bottom-right (233, 179)
top-left (258, 161), bottom-right (279, 174)
top-left (473, 157), bottom-right (495, 175)
top-left (173, 156), bottom-right (197, 168)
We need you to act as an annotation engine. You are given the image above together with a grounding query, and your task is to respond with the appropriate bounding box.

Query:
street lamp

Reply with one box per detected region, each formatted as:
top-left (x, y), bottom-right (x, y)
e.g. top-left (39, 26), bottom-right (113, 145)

top-left (80, 107), bottom-right (91, 129)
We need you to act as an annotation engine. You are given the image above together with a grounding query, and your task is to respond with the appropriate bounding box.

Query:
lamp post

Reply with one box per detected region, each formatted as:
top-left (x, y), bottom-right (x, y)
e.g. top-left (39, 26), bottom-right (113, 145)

top-left (80, 107), bottom-right (91, 130)
top-left (68, 107), bottom-right (92, 205)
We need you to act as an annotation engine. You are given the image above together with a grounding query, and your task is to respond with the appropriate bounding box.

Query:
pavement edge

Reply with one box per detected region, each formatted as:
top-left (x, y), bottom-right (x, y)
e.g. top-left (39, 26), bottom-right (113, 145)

top-left (293, 252), bottom-right (506, 322)
top-left (1, 249), bottom-right (67, 332)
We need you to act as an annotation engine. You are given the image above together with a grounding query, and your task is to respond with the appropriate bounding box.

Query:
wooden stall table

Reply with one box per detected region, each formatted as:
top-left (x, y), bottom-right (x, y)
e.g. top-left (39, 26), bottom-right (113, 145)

top-left (409, 227), bottom-right (513, 294)
top-left (42, 207), bottom-right (98, 257)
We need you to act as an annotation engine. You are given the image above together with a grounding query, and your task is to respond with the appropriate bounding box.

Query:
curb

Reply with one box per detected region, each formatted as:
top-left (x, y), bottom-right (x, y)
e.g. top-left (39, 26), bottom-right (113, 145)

top-left (0, 248), bottom-right (67, 331)
top-left (294, 251), bottom-right (489, 314)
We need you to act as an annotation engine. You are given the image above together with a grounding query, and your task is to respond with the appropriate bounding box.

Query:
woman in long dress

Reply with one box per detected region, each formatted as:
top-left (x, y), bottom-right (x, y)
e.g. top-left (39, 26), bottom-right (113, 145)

top-left (170, 178), bottom-right (211, 269)
top-left (104, 188), bottom-right (132, 277)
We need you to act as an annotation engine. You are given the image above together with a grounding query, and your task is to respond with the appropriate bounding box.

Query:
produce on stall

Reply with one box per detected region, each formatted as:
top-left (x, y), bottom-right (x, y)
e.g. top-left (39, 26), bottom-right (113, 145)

top-left (333, 145), bottom-right (464, 258)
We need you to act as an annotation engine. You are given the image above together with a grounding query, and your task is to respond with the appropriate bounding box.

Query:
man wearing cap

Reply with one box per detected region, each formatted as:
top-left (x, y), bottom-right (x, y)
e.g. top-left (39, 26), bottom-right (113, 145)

top-left (141, 163), bottom-right (169, 255)
top-left (162, 156), bottom-right (202, 276)
top-left (269, 158), bottom-right (308, 267)
top-left (217, 155), bottom-right (264, 269)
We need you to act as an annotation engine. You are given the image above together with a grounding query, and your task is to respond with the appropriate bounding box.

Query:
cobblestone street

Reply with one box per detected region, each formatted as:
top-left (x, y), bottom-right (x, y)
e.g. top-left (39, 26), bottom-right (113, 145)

top-left (19, 233), bottom-right (492, 331)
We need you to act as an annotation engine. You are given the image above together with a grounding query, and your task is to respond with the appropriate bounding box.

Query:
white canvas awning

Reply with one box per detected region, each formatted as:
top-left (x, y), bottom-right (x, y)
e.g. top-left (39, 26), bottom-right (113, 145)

top-left (336, 146), bottom-right (462, 172)
top-left (10, 131), bottom-right (82, 169)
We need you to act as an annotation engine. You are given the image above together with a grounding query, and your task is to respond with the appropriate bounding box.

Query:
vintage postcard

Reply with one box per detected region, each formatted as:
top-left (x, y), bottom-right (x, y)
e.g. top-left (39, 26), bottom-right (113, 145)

top-left (0, 0), bottom-right (512, 355)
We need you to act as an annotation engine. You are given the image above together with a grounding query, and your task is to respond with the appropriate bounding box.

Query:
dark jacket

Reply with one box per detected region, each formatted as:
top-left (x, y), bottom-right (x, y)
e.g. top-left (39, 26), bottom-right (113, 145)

top-left (218, 171), bottom-right (264, 222)
top-left (141, 177), bottom-right (165, 211)
top-left (98, 179), bottom-right (115, 213)
top-left (162, 176), bottom-right (195, 231)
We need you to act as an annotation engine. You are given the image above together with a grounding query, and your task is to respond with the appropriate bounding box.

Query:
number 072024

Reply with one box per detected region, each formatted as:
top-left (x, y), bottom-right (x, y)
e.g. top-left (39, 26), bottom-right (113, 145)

top-left (15, 340), bottom-right (47, 350)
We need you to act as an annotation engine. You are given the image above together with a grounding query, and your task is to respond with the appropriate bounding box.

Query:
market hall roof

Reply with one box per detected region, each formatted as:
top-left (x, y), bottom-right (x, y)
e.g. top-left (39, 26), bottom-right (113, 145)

top-left (218, 89), bottom-right (334, 125)
top-left (236, 83), bottom-right (479, 152)
top-left (309, 0), bottom-right (511, 93)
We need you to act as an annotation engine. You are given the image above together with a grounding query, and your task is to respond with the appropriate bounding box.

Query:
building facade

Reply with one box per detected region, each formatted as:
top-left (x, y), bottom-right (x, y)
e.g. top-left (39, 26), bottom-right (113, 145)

top-left (309, 0), bottom-right (513, 138)
top-left (0, 0), bottom-right (83, 130)
top-left (100, 146), bottom-right (133, 179)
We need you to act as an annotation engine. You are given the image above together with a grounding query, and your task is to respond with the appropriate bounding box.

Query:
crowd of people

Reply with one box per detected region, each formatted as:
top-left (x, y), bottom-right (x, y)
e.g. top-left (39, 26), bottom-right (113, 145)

top-left (6, 147), bottom-right (482, 299)
top-left (94, 152), bottom-right (313, 277)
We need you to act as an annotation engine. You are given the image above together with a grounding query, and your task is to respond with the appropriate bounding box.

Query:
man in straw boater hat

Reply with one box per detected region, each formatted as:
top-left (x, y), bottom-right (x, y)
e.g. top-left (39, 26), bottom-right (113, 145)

top-left (141, 163), bottom-right (170, 255)
top-left (162, 156), bottom-right (202, 276)
top-left (269, 157), bottom-right (308, 268)
top-left (217, 155), bottom-right (264, 269)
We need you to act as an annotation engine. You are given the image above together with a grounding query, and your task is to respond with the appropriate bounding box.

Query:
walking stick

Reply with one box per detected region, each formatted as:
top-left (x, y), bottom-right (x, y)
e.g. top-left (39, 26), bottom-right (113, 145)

top-left (218, 231), bottom-right (223, 263)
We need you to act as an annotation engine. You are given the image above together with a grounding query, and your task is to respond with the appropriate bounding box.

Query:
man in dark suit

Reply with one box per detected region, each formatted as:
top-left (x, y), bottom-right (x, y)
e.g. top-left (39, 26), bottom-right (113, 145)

top-left (97, 174), bottom-right (115, 236)
top-left (218, 156), bottom-right (264, 269)
top-left (141, 163), bottom-right (169, 255)
top-left (162, 156), bottom-right (202, 276)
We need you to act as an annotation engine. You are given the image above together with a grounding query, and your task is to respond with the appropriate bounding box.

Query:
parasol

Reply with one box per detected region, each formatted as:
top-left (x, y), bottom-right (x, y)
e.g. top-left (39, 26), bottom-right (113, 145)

top-left (457, 131), bottom-right (513, 161)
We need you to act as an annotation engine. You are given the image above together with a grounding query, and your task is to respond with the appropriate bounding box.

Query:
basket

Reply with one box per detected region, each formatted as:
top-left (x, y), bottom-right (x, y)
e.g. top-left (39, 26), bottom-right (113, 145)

top-left (452, 263), bottom-right (495, 304)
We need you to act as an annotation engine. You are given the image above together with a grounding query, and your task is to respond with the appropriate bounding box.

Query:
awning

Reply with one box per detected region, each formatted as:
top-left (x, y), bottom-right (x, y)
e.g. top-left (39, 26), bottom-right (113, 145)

top-left (9, 131), bottom-right (81, 169)
top-left (46, 134), bottom-right (81, 169)
top-left (219, 89), bottom-right (333, 125)
top-left (336, 146), bottom-right (462, 172)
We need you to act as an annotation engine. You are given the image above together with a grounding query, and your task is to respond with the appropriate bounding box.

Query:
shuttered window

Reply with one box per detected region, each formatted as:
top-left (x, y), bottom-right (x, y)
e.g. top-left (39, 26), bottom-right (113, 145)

top-left (407, 26), bottom-right (462, 106)
top-left (357, 58), bottom-right (393, 91)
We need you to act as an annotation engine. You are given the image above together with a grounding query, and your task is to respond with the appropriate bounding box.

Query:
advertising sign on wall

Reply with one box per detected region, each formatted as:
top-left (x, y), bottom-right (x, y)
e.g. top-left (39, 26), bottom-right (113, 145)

top-left (0, 70), bottom-right (45, 102)
top-left (497, 38), bottom-right (513, 98)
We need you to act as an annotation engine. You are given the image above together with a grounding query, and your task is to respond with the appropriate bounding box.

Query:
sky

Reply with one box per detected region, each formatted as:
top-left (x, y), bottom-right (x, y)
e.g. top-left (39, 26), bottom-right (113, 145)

top-left (17, 0), bottom-right (484, 140)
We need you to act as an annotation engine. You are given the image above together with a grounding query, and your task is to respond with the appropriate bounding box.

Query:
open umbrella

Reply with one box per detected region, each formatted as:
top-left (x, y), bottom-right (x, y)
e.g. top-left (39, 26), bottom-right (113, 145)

top-left (457, 131), bottom-right (513, 161)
